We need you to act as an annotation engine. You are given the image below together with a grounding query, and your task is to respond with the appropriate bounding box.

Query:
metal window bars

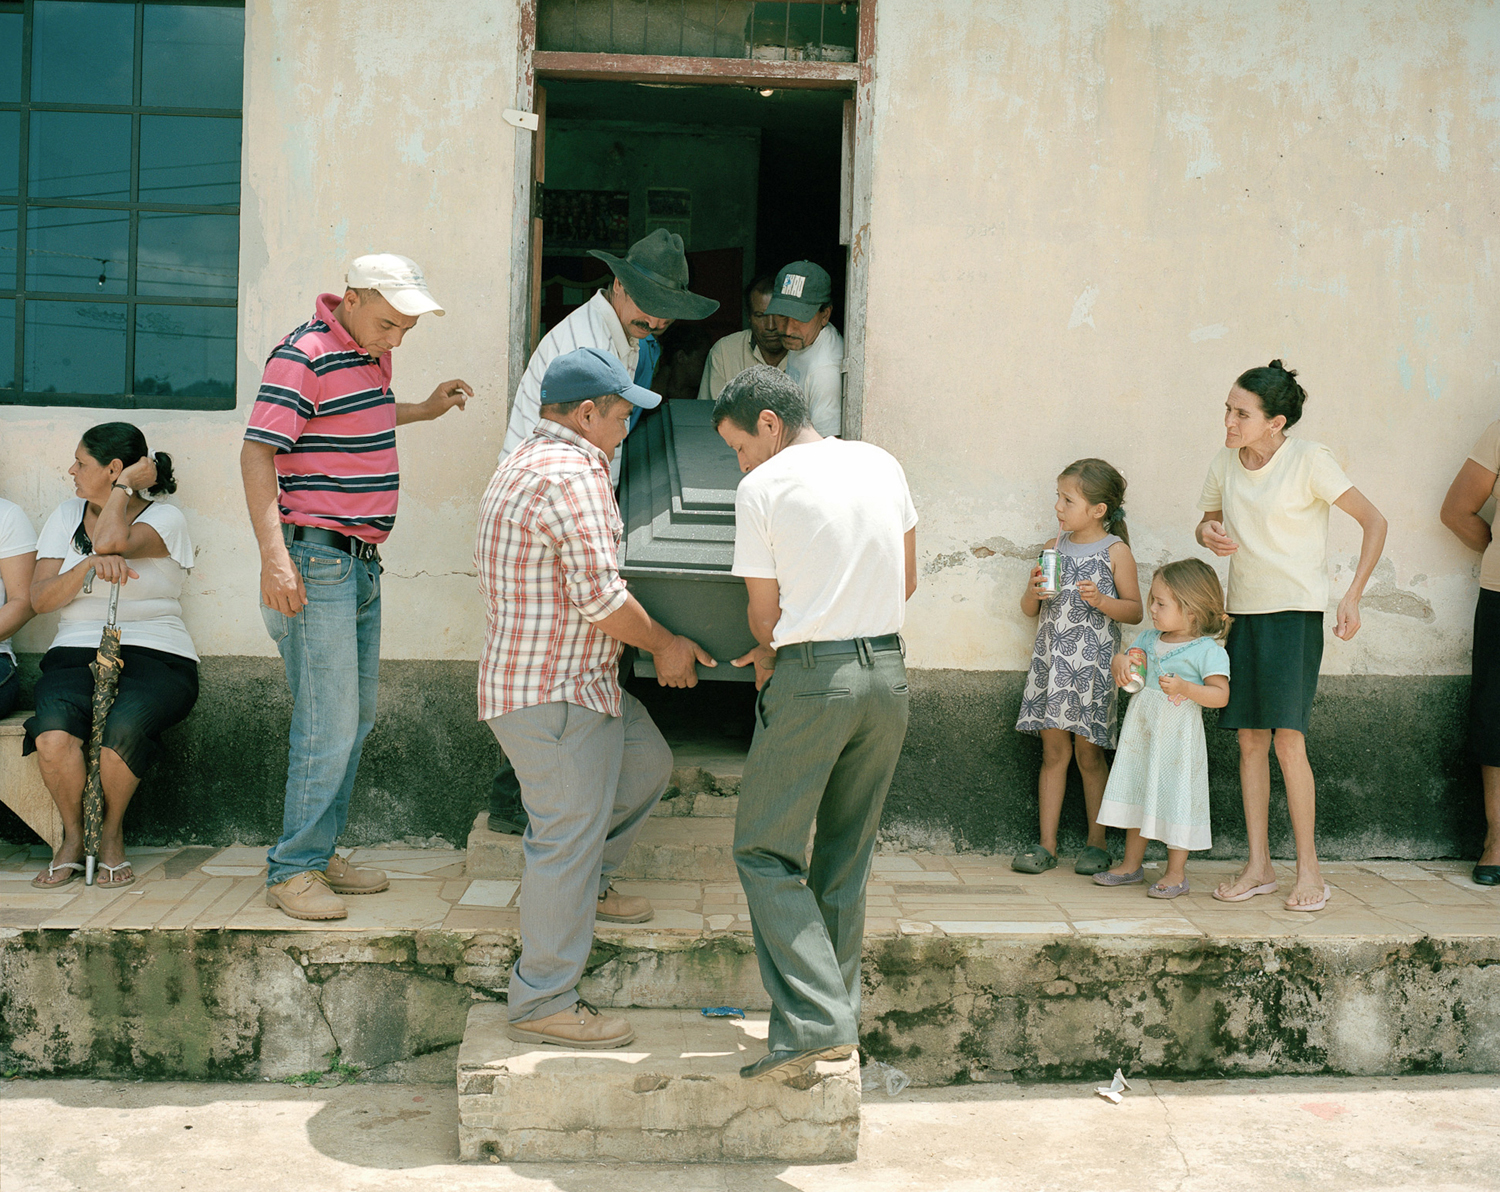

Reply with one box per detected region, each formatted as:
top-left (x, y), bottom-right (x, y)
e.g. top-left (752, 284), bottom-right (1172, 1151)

top-left (536, 0), bottom-right (859, 63)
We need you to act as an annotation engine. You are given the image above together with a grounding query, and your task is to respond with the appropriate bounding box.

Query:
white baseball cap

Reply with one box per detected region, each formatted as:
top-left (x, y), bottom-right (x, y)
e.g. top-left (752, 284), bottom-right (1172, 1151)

top-left (345, 253), bottom-right (445, 317)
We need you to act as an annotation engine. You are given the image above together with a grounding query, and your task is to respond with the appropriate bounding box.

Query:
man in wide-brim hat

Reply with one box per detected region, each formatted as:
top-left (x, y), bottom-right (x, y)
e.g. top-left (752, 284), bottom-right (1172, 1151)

top-left (488, 229), bottom-right (719, 841)
top-left (499, 228), bottom-right (719, 472)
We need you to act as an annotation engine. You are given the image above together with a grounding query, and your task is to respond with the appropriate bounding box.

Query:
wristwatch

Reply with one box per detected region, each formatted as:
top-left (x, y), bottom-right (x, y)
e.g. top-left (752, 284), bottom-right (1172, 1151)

top-left (112, 483), bottom-right (134, 497)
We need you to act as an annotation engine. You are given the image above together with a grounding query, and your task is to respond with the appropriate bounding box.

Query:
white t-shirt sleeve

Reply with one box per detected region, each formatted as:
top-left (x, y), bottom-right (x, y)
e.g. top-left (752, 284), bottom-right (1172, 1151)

top-left (1308, 444), bottom-right (1354, 505)
top-left (139, 502), bottom-right (194, 570)
top-left (0, 501), bottom-right (37, 558)
top-left (35, 499), bottom-right (81, 563)
top-left (896, 462), bottom-right (918, 533)
top-left (731, 484), bottom-right (777, 579)
top-left (804, 365), bottom-right (843, 437)
top-left (1198, 452), bottom-right (1226, 512)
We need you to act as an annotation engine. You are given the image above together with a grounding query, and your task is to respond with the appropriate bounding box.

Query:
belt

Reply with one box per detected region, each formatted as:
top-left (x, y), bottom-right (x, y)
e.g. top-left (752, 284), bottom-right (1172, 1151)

top-left (781, 634), bottom-right (904, 668)
top-left (285, 523), bottom-right (381, 562)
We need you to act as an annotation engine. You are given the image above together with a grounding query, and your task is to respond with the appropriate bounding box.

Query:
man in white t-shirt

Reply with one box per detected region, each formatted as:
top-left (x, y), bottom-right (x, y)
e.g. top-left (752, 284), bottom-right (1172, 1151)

top-left (0, 498), bottom-right (39, 719)
top-left (712, 365), bottom-right (917, 1083)
top-left (764, 260), bottom-right (844, 438)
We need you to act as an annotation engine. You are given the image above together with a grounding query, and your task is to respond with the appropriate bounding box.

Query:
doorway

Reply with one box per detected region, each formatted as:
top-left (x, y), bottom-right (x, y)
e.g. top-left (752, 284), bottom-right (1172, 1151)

top-left (533, 78), bottom-right (849, 405)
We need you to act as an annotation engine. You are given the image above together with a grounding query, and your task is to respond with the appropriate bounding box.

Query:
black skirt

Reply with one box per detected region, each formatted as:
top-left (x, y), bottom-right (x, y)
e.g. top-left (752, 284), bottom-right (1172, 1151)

top-left (23, 644), bottom-right (199, 778)
top-left (1471, 588), bottom-right (1500, 767)
top-left (1218, 611), bottom-right (1323, 734)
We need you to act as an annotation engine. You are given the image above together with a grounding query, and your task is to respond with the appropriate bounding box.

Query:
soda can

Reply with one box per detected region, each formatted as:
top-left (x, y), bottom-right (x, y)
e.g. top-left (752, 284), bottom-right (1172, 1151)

top-left (1122, 647), bottom-right (1147, 693)
top-left (1037, 549), bottom-right (1061, 597)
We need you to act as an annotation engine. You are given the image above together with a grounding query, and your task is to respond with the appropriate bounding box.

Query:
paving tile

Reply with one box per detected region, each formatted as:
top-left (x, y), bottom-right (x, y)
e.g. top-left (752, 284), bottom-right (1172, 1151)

top-left (189, 876), bottom-right (268, 929)
top-left (458, 880), bottom-right (519, 908)
top-left (98, 879), bottom-right (208, 930)
top-left (160, 847), bottom-right (221, 879)
top-left (929, 920), bottom-right (1074, 935)
top-left (440, 880), bottom-right (469, 902)
top-left (0, 887), bottom-right (87, 910)
top-left (885, 872), bottom-right (961, 885)
top-left (373, 854), bottom-right (469, 875)
top-left (155, 877), bottom-right (234, 930)
top-left (611, 880), bottom-right (710, 900)
top-left (201, 865), bottom-right (265, 877)
top-left (443, 907), bottom-right (515, 931)
top-left (202, 846), bottom-right (270, 867)
top-left (898, 919), bottom-right (938, 934)
top-left (1072, 918), bottom-right (1205, 936)
top-left (1357, 861), bottom-right (1445, 881)
top-left (871, 857), bottom-right (924, 872)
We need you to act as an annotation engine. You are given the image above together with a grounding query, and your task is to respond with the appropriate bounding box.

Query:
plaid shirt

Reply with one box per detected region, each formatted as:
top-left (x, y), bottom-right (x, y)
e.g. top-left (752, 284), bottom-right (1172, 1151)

top-left (476, 420), bottom-right (630, 720)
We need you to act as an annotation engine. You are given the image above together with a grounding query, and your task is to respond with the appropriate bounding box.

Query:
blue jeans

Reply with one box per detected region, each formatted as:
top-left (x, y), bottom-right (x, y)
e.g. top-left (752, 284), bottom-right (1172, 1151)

top-left (261, 539), bottom-right (381, 885)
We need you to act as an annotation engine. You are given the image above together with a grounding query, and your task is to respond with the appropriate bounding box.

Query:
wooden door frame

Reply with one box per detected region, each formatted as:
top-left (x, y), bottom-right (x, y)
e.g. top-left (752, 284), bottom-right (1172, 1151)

top-left (506, 0), bottom-right (878, 439)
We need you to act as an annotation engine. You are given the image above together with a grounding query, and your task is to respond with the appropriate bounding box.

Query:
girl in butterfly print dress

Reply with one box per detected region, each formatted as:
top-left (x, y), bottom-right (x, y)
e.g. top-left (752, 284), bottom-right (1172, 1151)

top-left (1013, 460), bottom-right (1143, 876)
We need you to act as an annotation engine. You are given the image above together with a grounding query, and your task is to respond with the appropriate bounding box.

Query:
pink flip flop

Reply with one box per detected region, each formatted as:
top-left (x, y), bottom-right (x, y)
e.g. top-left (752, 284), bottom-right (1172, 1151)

top-left (1212, 880), bottom-right (1278, 903)
top-left (1283, 884), bottom-right (1331, 913)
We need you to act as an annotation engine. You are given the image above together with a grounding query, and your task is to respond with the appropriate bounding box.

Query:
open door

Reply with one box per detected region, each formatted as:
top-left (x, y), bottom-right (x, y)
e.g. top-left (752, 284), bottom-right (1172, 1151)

top-left (529, 86), bottom-right (548, 355)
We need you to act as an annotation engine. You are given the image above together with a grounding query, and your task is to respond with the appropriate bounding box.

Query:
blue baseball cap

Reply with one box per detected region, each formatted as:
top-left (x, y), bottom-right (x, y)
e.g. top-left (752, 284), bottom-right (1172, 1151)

top-left (540, 346), bottom-right (661, 411)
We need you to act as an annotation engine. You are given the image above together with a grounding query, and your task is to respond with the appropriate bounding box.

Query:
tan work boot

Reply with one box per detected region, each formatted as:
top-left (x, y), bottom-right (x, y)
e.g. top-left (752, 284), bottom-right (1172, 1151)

top-left (266, 870), bottom-right (347, 920)
top-left (324, 852), bottom-right (389, 895)
top-left (596, 883), bottom-right (653, 923)
top-left (506, 1000), bottom-right (635, 1049)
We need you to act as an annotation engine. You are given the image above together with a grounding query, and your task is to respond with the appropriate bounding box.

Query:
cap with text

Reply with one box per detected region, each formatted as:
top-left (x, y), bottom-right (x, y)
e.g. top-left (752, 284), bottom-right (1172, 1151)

top-left (346, 253), bottom-right (445, 317)
top-left (541, 346), bottom-right (662, 411)
top-left (764, 260), bottom-right (832, 321)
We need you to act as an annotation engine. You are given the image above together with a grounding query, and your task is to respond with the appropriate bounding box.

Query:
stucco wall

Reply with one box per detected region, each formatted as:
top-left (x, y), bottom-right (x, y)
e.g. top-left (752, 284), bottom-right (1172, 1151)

top-left (863, 0), bottom-right (1499, 677)
top-left (1, 0), bottom-right (522, 663)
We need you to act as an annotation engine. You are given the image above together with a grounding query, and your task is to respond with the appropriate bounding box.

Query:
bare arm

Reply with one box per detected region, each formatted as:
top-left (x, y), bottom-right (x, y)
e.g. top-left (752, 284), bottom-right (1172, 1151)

top-left (1158, 672), bottom-right (1230, 709)
top-left (394, 379), bottom-right (472, 426)
top-left (90, 457), bottom-right (169, 559)
top-left (1078, 541), bottom-right (1144, 624)
top-left (1019, 536), bottom-right (1058, 617)
top-left (29, 554), bottom-right (139, 615)
top-left (1440, 459), bottom-right (1496, 555)
top-left (592, 595), bottom-right (714, 688)
top-left (1196, 510), bottom-right (1238, 556)
top-left (0, 552), bottom-right (36, 641)
top-left (1331, 486), bottom-right (1389, 641)
top-left (240, 441), bottom-right (306, 617)
top-left (904, 527), bottom-right (918, 600)
top-left (730, 576), bottom-right (781, 690)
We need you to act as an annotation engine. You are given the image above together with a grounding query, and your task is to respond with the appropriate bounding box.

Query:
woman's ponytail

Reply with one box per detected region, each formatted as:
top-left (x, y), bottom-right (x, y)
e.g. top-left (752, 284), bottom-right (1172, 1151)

top-left (148, 450), bottom-right (177, 496)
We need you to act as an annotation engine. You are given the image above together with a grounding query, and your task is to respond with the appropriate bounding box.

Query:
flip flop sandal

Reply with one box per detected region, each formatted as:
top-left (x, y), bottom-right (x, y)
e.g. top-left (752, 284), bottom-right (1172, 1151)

top-left (1073, 845), bottom-right (1112, 875)
top-left (1093, 867), bottom-right (1145, 886)
top-left (1147, 879), bottom-right (1189, 899)
top-left (1211, 880), bottom-right (1278, 903)
top-left (1010, 845), bottom-right (1058, 874)
top-left (1283, 883), bottom-right (1330, 913)
top-left (97, 862), bottom-right (136, 888)
top-left (31, 861), bottom-right (84, 889)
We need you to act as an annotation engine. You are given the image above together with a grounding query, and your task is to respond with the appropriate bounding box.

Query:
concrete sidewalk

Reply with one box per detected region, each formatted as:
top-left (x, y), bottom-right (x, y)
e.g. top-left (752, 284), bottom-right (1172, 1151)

top-left (4, 1074), bottom-right (1497, 1190)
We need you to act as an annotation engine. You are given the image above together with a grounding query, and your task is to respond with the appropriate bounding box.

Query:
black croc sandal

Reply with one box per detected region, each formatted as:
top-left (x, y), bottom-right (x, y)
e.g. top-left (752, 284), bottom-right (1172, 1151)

top-left (1073, 845), bottom-right (1112, 875)
top-left (1011, 845), bottom-right (1058, 874)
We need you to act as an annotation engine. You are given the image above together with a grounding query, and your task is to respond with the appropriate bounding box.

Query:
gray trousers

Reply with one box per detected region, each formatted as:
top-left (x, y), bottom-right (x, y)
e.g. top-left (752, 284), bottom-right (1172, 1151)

top-left (486, 692), bottom-right (672, 1023)
top-left (734, 644), bottom-right (911, 1053)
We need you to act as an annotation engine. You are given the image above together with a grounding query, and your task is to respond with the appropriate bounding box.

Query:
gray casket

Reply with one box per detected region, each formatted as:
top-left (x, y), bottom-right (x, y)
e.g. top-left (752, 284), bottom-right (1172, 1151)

top-left (618, 400), bottom-right (756, 682)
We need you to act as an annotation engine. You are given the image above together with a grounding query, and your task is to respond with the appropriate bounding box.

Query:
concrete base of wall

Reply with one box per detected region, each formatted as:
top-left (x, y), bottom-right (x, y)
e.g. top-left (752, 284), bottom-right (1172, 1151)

top-left (0, 658), bottom-right (1484, 860)
top-left (3, 926), bottom-right (1495, 1086)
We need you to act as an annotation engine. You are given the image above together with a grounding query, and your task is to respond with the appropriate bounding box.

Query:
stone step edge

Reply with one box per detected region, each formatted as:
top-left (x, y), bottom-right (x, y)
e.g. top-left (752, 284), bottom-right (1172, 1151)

top-left (456, 1004), bottom-right (860, 1163)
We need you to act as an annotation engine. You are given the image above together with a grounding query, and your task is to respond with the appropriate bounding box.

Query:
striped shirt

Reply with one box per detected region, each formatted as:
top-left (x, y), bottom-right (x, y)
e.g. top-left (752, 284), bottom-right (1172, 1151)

top-left (500, 290), bottom-right (640, 484)
top-left (476, 420), bottom-right (631, 721)
top-left (244, 293), bottom-right (399, 543)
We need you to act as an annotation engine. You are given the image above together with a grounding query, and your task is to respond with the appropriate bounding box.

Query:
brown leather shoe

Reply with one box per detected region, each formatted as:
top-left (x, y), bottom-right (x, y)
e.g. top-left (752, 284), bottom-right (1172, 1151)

top-left (324, 852), bottom-right (389, 895)
top-left (506, 1000), bottom-right (635, 1049)
top-left (596, 884), bottom-right (653, 923)
top-left (266, 870), bottom-right (347, 920)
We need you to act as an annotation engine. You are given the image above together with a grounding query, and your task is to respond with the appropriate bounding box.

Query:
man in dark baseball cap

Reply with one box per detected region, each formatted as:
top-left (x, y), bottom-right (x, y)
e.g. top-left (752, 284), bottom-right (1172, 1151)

top-left (765, 261), bottom-right (844, 437)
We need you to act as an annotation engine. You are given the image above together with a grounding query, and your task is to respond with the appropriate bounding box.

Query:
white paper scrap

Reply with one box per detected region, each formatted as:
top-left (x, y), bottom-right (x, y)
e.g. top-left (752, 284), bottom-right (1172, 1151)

top-left (1094, 1068), bottom-right (1132, 1103)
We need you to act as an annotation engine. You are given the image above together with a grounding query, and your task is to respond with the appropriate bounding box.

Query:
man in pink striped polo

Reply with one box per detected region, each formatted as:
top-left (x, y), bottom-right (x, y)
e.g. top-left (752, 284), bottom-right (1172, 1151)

top-left (240, 253), bottom-right (471, 921)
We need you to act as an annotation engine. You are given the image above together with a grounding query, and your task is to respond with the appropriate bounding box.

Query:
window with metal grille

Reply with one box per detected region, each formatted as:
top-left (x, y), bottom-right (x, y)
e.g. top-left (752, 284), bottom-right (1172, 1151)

top-left (537, 0), bottom-right (859, 62)
top-left (0, 0), bottom-right (244, 410)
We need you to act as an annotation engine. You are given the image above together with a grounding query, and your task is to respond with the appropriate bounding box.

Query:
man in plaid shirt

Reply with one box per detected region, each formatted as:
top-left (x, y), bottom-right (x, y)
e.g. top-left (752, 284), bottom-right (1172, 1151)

top-left (477, 347), bottom-right (713, 1050)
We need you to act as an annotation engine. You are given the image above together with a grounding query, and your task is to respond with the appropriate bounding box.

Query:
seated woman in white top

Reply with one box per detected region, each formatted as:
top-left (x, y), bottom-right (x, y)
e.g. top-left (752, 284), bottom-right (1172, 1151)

top-left (0, 498), bottom-right (38, 720)
top-left (26, 423), bottom-right (199, 889)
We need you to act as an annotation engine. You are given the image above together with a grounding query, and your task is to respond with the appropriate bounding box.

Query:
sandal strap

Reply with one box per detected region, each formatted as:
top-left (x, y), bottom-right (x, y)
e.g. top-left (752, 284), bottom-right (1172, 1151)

top-left (48, 861), bottom-right (85, 874)
top-left (99, 861), bottom-right (133, 875)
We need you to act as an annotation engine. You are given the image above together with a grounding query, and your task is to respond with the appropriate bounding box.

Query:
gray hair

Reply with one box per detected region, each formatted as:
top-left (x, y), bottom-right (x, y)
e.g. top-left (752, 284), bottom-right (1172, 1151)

top-left (712, 365), bottom-right (809, 436)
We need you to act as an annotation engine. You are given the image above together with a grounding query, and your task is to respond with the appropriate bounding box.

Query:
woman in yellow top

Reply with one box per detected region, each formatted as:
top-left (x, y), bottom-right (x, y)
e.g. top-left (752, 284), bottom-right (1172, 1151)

top-left (1441, 418), bottom-right (1500, 887)
top-left (1196, 361), bottom-right (1387, 912)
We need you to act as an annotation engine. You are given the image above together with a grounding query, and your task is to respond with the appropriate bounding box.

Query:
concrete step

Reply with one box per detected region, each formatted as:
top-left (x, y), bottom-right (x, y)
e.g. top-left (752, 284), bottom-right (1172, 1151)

top-left (456, 1004), bottom-right (859, 1163)
top-left (467, 813), bottom-right (737, 882)
top-left (1, 713), bottom-right (63, 849)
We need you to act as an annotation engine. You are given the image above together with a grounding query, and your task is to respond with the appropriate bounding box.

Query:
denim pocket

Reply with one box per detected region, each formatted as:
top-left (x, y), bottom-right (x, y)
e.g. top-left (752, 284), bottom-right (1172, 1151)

top-left (300, 553), bottom-right (353, 586)
top-left (260, 603), bottom-right (290, 645)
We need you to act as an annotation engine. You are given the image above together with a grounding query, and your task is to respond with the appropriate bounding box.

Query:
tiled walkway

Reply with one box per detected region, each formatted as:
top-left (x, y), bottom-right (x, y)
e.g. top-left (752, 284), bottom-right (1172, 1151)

top-left (1, 843), bottom-right (1493, 938)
